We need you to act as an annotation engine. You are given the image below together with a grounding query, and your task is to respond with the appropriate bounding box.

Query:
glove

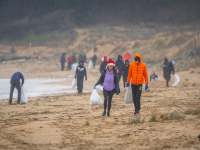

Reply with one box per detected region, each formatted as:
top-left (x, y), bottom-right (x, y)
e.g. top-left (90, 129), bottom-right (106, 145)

top-left (145, 85), bottom-right (148, 90)
top-left (126, 82), bottom-right (130, 87)
top-left (116, 89), bottom-right (120, 95)
top-left (85, 78), bottom-right (87, 81)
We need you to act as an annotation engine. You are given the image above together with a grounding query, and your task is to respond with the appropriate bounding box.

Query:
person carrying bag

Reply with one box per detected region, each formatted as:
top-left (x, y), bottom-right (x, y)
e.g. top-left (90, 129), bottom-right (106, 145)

top-left (94, 60), bottom-right (120, 117)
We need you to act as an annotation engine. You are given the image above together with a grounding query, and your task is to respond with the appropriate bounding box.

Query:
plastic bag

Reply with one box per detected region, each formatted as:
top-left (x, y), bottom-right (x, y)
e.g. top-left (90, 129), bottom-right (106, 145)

top-left (71, 63), bottom-right (78, 71)
top-left (71, 77), bottom-right (76, 88)
top-left (173, 74), bottom-right (180, 87)
top-left (20, 86), bottom-right (28, 104)
top-left (95, 85), bottom-right (103, 91)
top-left (88, 60), bottom-right (93, 70)
top-left (90, 89), bottom-right (103, 105)
top-left (151, 78), bottom-right (161, 81)
top-left (124, 86), bottom-right (133, 104)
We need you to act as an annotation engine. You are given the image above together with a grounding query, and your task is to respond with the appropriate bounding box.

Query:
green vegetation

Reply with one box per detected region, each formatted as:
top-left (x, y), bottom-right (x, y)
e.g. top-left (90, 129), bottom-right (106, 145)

top-left (128, 117), bottom-right (141, 124)
top-left (169, 113), bottom-right (184, 120)
top-left (85, 121), bottom-right (89, 126)
top-left (185, 108), bottom-right (200, 115)
top-left (149, 113), bottom-right (158, 122)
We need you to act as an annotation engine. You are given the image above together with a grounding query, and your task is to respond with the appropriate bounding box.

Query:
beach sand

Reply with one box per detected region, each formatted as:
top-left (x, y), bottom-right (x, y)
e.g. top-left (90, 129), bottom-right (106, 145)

top-left (0, 59), bottom-right (200, 150)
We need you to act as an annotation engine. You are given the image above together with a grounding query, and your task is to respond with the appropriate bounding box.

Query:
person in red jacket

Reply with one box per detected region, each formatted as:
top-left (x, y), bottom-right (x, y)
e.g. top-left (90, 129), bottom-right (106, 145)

top-left (123, 50), bottom-right (132, 61)
top-left (127, 54), bottom-right (148, 115)
top-left (67, 55), bottom-right (73, 70)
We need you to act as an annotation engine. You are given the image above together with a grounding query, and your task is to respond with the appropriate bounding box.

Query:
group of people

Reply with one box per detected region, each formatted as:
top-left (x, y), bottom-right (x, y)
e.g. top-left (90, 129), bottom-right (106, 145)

top-left (60, 53), bottom-right (77, 71)
top-left (9, 50), bottom-right (176, 118)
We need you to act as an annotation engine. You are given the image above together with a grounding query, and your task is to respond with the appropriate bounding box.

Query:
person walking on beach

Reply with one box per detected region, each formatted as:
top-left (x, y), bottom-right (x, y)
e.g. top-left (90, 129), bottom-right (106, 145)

top-left (72, 53), bottom-right (77, 64)
top-left (164, 60), bottom-right (175, 87)
top-left (95, 60), bottom-right (120, 117)
top-left (115, 55), bottom-right (124, 82)
top-left (99, 56), bottom-right (108, 73)
top-left (127, 54), bottom-right (148, 115)
top-left (9, 72), bottom-right (25, 104)
top-left (60, 53), bottom-right (66, 71)
top-left (123, 50), bottom-right (132, 62)
top-left (75, 60), bottom-right (87, 94)
top-left (92, 53), bottom-right (97, 69)
top-left (67, 55), bottom-right (73, 70)
top-left (122, 60), bottom-right (130, 88)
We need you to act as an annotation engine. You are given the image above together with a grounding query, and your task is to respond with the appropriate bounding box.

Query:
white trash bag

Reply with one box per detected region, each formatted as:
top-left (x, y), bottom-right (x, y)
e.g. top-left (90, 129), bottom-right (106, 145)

top-left (71, 63), bottom-right (78, 71)
top-left (173, 74), bottom-right (180, 87)
top-left (88, 60), bottom-right (93, 70)
top-left (124, 86), bottom-right (133, 104)
top-left (95, 85), bottom-right (103, 91)
top-left (20, 86), bottom-right (28, 104)
top-left (90, 89), bottom-right (103, 105)
top-left (71, 77), bottom-right (77, 88)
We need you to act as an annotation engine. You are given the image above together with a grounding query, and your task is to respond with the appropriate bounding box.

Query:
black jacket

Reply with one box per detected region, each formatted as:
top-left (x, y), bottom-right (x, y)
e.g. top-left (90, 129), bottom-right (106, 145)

top-left (115, 55), bottom-right (124, 74)
top-left (92, 55), bottom-right (97, 62)
top-left (72, 55), bottom-right (76, 63)
top-left (60, 54), bottom-right (66, 63)
top-left (75, 61), bottom-right (87, 79)
top-left (95, 68), bottom-right (119, 91)
top-left (99, 61), bottom-right (108, 73)
top-left (10, 72), bottom-right (24, 85)
top-left (123, 60), bottom-right (130, 81)
top-left (165, 61), bottom-right (175, 80)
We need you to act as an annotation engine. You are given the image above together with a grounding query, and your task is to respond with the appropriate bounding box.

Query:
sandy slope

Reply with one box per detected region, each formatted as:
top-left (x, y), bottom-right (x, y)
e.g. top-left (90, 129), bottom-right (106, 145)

top-left (0, 59), bottom-right (200, 149)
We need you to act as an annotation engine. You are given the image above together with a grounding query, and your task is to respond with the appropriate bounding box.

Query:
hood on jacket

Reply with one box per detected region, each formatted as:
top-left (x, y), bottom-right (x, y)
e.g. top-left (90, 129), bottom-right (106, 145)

top-left (79, 60), bottom-right (84, 66)
top-left (118, 55), bottom-right (122, 61)
top-left (134, 54), bottom-right (142, 63)
top-left (125, 60), bottom-right (129, 65)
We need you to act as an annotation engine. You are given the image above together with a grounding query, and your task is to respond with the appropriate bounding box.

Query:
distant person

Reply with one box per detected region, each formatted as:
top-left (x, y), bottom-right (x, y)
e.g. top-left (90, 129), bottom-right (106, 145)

top-left (122, 60), bottom-right (130, 88)
top-left (10, 46), bottom-right (16, 54)
top-left (115, 55), bottom-right (124, 82)
top-left (75, 60), bottom-right (87, 94)
top-left (78, 52), bottom-right (83, 63)
top-left (100, 56), bottom-right (108, 73)
top-left (127, 54), bottom-right (148, 116)
top-left (72, 53), bottom-right (77, 64)
top-left (123, 50), bottom-right (132, 62)
top-left (60, 53), bottom-right (66, 71)
top-left (82, 54), bottom-right (87, 63)
top-left (9, 72), bottom-right (25, 104)
top-left (162, 56), bottom-right (168, 78)
top-left (150, 71), bottom-right (158, 81)
top-left (94, 60), bottom-right (120, 116)
top-left (92, 53), bottom-right (97, 69)
top-left (67, 55), bottom-right (73, 70)
top-left (165, 61), bottom-right (175, 87)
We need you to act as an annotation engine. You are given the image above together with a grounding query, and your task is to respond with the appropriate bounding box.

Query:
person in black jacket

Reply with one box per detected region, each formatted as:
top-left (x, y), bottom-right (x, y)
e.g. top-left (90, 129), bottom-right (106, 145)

top-left (162, 56), bottom-right (168, 78)
top-left (82, 54), bottom-right (87, 63)
top-left (99, 56), bottom-right (108, 73)
top-left (75, 60), bottom-right (87, 94)
top-left (60, 53), bottom-right (66, 71)
top-left (92, 53), bottom-right (97, 69)
top-left (122, 60), bottom-right (130, 88)
top-left (115, 55), bottom-right (124, 82)
top-left (164, 61), bottom-right (175, 87)
top-left (9, 72), bottom-right (25, 104)
top-left (94, 60), bottom-right (120, 117)
top-left (72, 53), bottom-right (76, 64)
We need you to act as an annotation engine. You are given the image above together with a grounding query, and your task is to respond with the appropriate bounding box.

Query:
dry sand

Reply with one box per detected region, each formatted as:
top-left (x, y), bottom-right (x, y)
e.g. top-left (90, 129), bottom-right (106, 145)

top-left (0, 59), bottom-right (200, 150)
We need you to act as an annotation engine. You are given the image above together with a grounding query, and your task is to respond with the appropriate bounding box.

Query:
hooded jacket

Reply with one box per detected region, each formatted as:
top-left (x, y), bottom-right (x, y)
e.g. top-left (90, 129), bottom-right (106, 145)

top-left (99, 61), bottom-right (108, 73)
top-left (127, 54), bottom-right (148, 85)
top-left (75, 60), bottom-right (87, 79)
top-left (123, 60), bottom-right (130, 77)
top-left (123, 53), bottom-right (132, 61)
top-left (60, 53), bottom-right (66, 63)
top-left (115, 55), bottom-right (124, 74)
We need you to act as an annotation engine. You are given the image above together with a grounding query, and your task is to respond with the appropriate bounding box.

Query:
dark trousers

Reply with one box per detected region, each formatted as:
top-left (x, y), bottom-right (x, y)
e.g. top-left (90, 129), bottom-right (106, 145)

top-left (61, 63), bottom-right (65, 71)
top-left (92, 60), bottom-right (96, 69)
top-left (118, 73), bottom-right (122, 82)
top-left (123, 76), bottom-right (128, 88)
top-left (77, 77), bottom-right (84, 93)
top-left (131, 84), bottom-right (142, 113)
top-left (9, 80), bottom-right (21, 103)
top-left (103, 89), bottom-right (115, 112)
top-left (67, 62), bottom-right (72, 70)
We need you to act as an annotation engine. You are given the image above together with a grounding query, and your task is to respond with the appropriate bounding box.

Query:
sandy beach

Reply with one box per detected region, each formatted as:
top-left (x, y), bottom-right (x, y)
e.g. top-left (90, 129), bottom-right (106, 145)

top-left (0, 58), bottom-right (200, 150)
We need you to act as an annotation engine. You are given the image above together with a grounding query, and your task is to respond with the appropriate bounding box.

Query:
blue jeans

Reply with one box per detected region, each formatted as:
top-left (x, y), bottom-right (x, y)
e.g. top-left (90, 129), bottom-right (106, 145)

top-left (9, 80), bottom-right (21, 103)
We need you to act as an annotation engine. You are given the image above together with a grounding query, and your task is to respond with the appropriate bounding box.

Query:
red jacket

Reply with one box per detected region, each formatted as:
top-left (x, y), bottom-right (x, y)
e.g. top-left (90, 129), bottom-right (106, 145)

top-left (123, 53), bottom-right (132, 61)
top-left (67, 56), bottom-right (73, 62)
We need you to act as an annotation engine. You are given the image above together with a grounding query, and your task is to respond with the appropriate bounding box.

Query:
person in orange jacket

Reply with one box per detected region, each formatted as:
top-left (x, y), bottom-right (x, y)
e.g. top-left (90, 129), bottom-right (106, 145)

top-left (123, 50), bottom-right (132, 61)
top-left (127, 54), bottom-right (148, 115)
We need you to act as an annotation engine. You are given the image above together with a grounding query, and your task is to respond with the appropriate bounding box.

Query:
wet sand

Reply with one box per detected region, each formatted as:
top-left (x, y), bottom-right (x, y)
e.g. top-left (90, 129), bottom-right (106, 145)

top-left (0, 59), bottom-right (200, 149)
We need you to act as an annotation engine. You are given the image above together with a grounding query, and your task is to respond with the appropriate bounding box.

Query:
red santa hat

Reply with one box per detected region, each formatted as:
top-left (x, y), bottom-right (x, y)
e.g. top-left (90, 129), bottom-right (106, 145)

top-left (107, 60), bottom-right (115, 67)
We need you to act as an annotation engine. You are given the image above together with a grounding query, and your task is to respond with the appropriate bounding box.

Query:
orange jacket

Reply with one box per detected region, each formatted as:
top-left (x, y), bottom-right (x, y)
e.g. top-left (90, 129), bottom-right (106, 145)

top-left (123, 53), bottom-right (132, 61)
top-left (127, 54), bottom-right (148, 85)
